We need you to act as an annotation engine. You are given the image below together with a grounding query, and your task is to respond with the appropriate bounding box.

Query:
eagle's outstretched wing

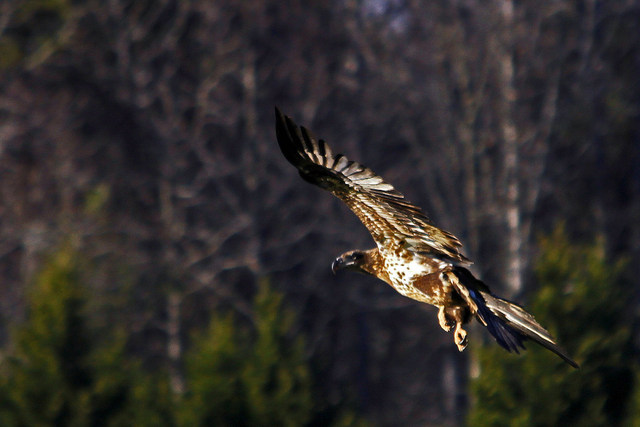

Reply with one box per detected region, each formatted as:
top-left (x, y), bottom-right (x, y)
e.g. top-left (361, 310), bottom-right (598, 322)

top-left (451, 267), bottom-right (579, 368)
top-left (275, 107), bottom-right (470, 265)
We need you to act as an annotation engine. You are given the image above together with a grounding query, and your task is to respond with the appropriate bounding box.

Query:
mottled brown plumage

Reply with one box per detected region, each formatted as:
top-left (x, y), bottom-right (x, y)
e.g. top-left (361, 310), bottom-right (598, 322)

top-left (275, 107), bottom-right (577, 368)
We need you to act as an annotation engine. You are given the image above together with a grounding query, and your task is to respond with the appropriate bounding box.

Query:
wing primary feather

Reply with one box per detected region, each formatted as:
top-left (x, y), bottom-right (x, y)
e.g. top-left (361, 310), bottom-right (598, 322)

top-left (333, 155), bottom-right (349, 171)
top-left (319, 140), bottom-right (332, 165)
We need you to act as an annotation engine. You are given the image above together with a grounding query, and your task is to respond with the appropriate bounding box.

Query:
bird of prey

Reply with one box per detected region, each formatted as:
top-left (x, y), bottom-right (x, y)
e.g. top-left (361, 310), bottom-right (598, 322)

top-left (275, 107), bottom-right (578, 368)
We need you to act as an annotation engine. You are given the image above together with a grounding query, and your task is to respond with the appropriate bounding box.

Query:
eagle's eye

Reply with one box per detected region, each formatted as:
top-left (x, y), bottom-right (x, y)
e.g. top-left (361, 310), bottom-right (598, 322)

top-left (351, 252), bottom-right (364, 262)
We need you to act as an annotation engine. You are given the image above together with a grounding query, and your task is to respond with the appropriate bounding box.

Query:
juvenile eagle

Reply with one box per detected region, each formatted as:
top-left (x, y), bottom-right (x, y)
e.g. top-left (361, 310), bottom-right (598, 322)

top-left (275, 107), bottom-right (577, 368)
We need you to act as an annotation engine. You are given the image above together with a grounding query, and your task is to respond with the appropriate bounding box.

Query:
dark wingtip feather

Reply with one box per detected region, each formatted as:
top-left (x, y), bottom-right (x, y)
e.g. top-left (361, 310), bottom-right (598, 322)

top-left (471, 290), bottom-right (579, 368)
top-left (474, 299), bottom-right (525, 354)
top-left (275, 107), bottom-right (306, 166)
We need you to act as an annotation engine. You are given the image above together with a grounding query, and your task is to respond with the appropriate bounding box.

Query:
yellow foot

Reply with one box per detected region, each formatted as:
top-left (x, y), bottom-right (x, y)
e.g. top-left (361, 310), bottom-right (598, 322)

top-left (438, 306), bottom-right (453, 332)
top-left (454, 323), bottom-right (468, 352)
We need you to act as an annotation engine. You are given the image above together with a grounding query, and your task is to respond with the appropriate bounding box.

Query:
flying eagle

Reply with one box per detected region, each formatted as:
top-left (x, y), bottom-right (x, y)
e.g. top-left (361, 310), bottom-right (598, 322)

top-left (275, 107), bottom-right (578, 368)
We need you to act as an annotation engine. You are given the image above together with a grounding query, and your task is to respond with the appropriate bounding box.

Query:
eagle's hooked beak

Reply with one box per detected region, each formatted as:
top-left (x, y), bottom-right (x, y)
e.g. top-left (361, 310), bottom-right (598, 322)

top-left (331, 257), bottom-right (344, 275)
top-left (332, 251), bottom-right (363, 274)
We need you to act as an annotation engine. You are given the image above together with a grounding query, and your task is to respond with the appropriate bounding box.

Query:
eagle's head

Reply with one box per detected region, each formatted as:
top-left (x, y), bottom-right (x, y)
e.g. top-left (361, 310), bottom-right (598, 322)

top-left (332, 250), bottom-right (368, 275)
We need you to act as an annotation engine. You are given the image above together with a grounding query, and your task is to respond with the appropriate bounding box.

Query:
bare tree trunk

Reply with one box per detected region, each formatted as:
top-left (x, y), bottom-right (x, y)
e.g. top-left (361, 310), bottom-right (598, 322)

top-left (442, 356), bottom-right (456, 416)
top-left (167, 290), bottom-right (185, 395)
top-left (496, 0), bottom-right (523, 295)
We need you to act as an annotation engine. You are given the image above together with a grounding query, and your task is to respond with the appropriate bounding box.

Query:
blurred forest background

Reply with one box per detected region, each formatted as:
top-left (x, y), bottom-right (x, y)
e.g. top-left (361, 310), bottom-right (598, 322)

top-left (0, 0), bottom-right (639, 425)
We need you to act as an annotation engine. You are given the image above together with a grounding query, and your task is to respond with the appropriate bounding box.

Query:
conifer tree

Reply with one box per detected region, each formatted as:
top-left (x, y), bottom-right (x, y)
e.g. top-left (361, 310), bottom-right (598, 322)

top-left (0, 245), bottom-right (96, 425)
top-left (0, 245), bottom-right (173, 426)
top-left (242, 280), bottom-right (313, 427)
top-left (179, 311), bottom-right (247, 426)
top-left (467, 226), bottom-right (639, 426)
top-left (180, 280), bottom-right (313, 426)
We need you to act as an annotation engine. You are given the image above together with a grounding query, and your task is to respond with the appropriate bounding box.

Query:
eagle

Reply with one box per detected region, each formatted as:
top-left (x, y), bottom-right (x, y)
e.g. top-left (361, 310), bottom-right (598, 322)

top-left (275, 107), bottom-right (578, 368)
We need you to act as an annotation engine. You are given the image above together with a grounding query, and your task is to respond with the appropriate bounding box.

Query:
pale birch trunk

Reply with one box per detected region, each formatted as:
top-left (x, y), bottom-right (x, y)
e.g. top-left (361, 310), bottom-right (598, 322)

top-left (496, 0), bottom-right (523, 295)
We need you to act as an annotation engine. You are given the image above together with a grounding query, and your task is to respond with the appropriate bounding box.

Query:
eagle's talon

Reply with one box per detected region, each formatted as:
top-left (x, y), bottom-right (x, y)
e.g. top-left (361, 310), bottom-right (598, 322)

top-left (454, 324), bottom-right (468, 352)
top-left (437, 306), bottom-right (454, 332)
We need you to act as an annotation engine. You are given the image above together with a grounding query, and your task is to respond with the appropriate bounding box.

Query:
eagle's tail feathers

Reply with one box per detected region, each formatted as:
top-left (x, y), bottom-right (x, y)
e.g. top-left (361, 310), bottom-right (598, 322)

top-left (469, 289), bottom-right (578, 368)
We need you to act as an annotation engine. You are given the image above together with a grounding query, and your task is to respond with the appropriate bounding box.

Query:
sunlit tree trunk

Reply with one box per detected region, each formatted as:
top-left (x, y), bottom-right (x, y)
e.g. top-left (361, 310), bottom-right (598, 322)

top-left (496, 0), bottom-right (523, 295)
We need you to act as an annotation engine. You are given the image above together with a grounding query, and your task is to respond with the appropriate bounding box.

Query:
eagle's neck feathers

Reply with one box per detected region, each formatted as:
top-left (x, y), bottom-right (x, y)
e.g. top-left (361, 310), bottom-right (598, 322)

top-left (360, 248), bottom-right (391, 284)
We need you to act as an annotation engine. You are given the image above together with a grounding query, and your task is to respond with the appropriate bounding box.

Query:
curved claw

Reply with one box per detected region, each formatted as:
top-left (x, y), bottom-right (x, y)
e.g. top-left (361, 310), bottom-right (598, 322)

top-left (438, 306), bottom-right (454, 332)
top-left (454, 324), bottom-right (468, 352)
